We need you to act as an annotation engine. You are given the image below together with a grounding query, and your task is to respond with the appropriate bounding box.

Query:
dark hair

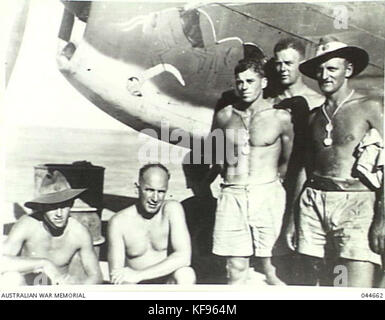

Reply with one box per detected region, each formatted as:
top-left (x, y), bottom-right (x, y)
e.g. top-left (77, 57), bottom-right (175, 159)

top-left (274, 38), bottom-right (306, 58)
top-left (234, 57), bottom-right (267, 77)
top-left (139, 163), bottom-right (170, 181)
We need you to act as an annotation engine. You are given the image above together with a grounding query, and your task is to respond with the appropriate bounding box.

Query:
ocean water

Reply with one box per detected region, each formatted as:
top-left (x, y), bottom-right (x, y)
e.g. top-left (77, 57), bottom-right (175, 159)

top-left (2, 125), bottom-right (196, 223)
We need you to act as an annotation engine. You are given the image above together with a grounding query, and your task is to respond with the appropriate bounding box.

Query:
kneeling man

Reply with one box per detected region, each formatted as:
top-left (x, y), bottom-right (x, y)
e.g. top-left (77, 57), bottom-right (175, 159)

top-left (108, 163), bottom-right (196, 284)
top-left (1, 171), bottom-right (103, 285)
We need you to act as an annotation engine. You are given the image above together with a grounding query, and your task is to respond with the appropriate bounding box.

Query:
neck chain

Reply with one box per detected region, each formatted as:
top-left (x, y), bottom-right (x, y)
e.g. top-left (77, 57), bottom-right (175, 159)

top-left (232, 108), bottom-right (252, 155)
top-left (321, 89), bottom-right (355, 147)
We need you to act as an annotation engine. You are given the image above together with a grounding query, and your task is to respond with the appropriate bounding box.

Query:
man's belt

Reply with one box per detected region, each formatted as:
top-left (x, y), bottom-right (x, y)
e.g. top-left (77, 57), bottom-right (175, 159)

top-left (305, 175), bottom-right (371, 192)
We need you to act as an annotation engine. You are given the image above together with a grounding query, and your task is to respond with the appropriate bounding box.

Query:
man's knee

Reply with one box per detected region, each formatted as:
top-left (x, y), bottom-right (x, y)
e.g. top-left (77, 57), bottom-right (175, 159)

top-left (226, 258), bottom-right (249, 282)
top-left (172, 267), bottom-right (196, 284)
top-left (1, 272), bottom-right (26, 286)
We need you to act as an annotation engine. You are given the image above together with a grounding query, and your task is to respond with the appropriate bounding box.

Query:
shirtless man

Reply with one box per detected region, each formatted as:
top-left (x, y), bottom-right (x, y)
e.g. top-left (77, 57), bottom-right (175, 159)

top-left (108, 163), bottom-right (196, 284)
top-left (206, 58), bottom-right (294, 285)
top-left (273, 37), bottom-right (324, 110)
top-left (286, 37), bottom-right (384, 287)
top-left (1, 171), bottom-right (103, 285)
top-left (271, 39), bottom-right (325, 284)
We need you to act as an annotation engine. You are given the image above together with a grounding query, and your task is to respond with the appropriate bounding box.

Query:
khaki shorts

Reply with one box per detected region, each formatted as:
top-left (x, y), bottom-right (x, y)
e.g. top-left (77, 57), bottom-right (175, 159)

top-left (213, 180), bottom-right (286, 257)
top-left (297, 187), bottom-right (381, 265)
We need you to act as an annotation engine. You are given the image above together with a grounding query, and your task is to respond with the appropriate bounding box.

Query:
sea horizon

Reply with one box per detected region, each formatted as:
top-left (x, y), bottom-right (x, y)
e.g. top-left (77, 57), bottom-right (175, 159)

top-left (2, 125), bottom-right (200, 223)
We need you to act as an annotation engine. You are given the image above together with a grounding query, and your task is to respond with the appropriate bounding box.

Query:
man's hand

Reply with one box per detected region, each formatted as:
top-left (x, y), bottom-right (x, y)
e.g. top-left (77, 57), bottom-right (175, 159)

top-left (55, 274), bottom-right (81, 285)
top-left (369, 215), bottom-right (385, 255)
top-left (369, 190), bottom-right (385, 256)
top-left (40, 260), bottom-right (64, 285)
top-left (110, 268), bottom-right (142, 285)
top-left (285, 217), bottom-right (297, 251)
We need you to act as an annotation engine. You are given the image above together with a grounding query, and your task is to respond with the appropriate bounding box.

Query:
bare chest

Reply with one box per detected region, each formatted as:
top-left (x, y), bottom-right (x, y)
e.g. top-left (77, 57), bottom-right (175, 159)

top-left (22, 233), bottom-right (78, 267)
top-left (225, 111), bottom-right (281, 147)
top-left (310, 107), bottom-right (369, 150)
top-left (124, 218), bottom-right (169, 258)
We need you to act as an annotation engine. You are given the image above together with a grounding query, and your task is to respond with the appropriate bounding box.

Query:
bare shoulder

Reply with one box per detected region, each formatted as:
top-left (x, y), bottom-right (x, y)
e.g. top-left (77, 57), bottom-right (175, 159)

top-left (10, 215), bottom-right (40, 233)
top-left (16, 214), bottom-right (39, 226)
top-left (162, 200), bottom-right (184, 217)
top-left (67, 217), bottom-right (92, 240)
top-left (108, 205), bottom-right (137, 231)
top-left (4, 215), bottom-right (39, 244)
top-left (3, 215), bottom-right (41, 255)
top-left (357, 94), bottom-right (383, 110)
top-left (258, 99), bottom-right (292, 126)
top-left (214, 105), bottom-right (233, 126)
top-left (163, 200), bottom-right (184, 212)
top-left (274, 107), bottom-right (292, 124)
top-left (259, 98), bottom-right (284, 116)
top-left (303, 87), bottom-right (324, 109)
top-left (304, 86), bottom-right (322, 98)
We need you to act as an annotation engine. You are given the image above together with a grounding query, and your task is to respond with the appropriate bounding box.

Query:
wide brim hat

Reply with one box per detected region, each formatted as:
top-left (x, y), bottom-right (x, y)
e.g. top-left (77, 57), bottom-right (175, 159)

top-left (25, 170), bottom-right (87, 209)
top-left (299, 39), bottom-right (369, 80)
top-left (243, 42), bottom-right (266, 61)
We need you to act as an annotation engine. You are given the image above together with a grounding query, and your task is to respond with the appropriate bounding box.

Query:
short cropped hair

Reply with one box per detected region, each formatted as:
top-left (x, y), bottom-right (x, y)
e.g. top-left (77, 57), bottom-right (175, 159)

top-left (139, 162), bottom-right (170, 181)
top-left (234, 57), bottom-right (267, 78)
top-left (274, 38), bottom-right (306, 58)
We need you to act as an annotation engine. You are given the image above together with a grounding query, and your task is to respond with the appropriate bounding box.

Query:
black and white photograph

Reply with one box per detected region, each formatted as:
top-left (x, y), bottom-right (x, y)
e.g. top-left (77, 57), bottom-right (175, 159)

top-left (1, 0), bottom-right (384, 298)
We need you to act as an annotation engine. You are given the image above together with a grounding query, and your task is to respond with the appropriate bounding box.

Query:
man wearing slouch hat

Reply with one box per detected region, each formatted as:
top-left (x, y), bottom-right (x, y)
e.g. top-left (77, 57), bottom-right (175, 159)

top-left (285, 36), bottom-right (384, 287)
top-left (1, 170), bottom-right (103, 285)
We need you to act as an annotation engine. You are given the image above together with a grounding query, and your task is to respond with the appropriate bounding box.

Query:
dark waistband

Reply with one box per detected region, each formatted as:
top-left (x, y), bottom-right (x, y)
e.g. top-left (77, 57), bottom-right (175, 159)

top-left (220, 178), bottom-right (279, 189)
top-left (305, 175), bottom-right (371, 192)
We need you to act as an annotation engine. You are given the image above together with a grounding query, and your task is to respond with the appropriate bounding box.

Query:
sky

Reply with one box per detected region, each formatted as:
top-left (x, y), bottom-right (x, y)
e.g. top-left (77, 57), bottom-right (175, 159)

top-left (3, 0), bottom-right (129, 132)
